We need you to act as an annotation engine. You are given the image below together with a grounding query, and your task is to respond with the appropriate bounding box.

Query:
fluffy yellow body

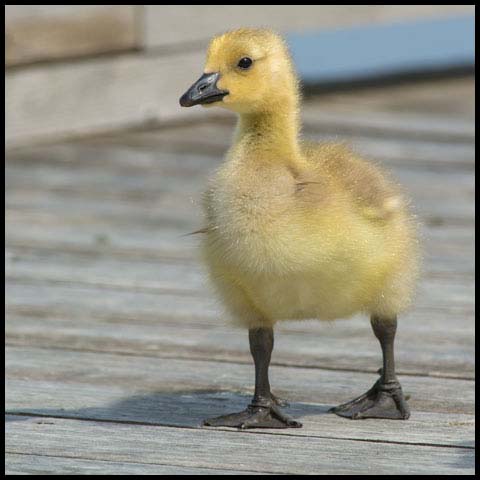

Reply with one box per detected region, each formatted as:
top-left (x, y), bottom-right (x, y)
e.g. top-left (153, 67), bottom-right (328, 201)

top-left (202, 142), bottom-right (419, 328)
top-left (194, 28), bottom-right (420, 328)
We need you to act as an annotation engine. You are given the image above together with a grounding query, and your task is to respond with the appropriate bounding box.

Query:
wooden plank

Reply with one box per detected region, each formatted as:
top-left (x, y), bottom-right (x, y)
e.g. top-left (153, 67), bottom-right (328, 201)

top-left (302, 109), bottom-right (475, 143)
top-left (5, 222), bottom-right (474, 295)
top-left (6, 186), bottom-right (473, 276)
top-left (7, 115), bottom-right (475, 171)
top-left (6, 415), bottom-right (474, 475)
top-left (6, 377), bottom-right (475, 448)
top-left (6, 132), bottom-right (475, 181)
top-left (71, 76), bottom-right (474, 150)
top-left (5, 169), bottom-right (474, 225)
top-left (5, 57), bottom-right (474, 148)
top-left (5, 453), bottom-right (256, 476)
top-left (82, 125), bottom-right (475, 169)
top-left (5, 141), bottom-right (474, 223)
top-left (4, 231), bottom-right (474, 279)
top-left (5, 247), bottom-right (205, 291)
top-left (5, 306), bottom-right (475, 380)
top-left (5, 345), bottom-right (475, 414)
top-left (5, 273), bottom-right (474, 324)
top-left (5, 182), bottom-right (472, 274)
top-left (5, 235), bottom-right (474, 301)
top-left (5, 49), bottom-right (210, 148)
top-left (5, 6), bottom-right (139, 66)
top-left (143, 6), bottom-right (475, 50)
top-left (5, 297), bottom-right (475, 379)
top-left (6, 154), bottom-right (474, 226)
top-left (4, 242), bottom-right (474, 308)
top-left (4, 191), bottom-right (475, 245)
top-left (5, 69), bottom-right (475, 476)
top-left (4, 238), bottom-right (475, 308)
top-left (4, 212), bottom-right (475, 275)
top-left (305, 76), bottom-right (475, 122)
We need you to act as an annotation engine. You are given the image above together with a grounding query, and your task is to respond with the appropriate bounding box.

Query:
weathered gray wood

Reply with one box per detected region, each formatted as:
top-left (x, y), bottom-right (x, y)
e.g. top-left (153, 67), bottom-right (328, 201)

top-left (95, 126), bottom-right (475, 170)
top-left (4, 205), bottom-right (474, 265)
top-left (302, 108), bottom-right (475, 143)
top-left (8, 122), bottom-right (475, 169)
top-left (82, 124), bottom-right (476, 169)
top-left (5, 157), bottom-right (473, 215)
top-left (6, 63), bottom-right (474, 147)
top-left (5, 105), bottom-right (475, 381)
top-left (5, 141), bottom-right (475, 226)
top-left (4, 175), bottom-right (475, 250)
top-left (5, 308), bottom-right (475, 379)
top-left (4, 200), bottom-right (474, 258)
top-left (5, 241), bottom-right (474, 300)
top-left (310, 76), bottom-right (475, 121)
top-left (5, 191), bottom-right (474, 238)
top-left (6, 138), bottom-right (474, 187)
top-left (5, 220), bottom-right (475, 277)
top-left (5, 346), bottom-right (475, 415)
top-left (5, 266), bottom-right (475, 317)
top-left (5, 232), bottom-right (475, 280)
top-left (5, 248), bottom-right (206, 291)
top-left (4, 173), bottom-right (473, 226)
top-left (5, 50), bottom-right (210, 148)
top-left (6, 376), bottom-right (475, 448)
top-left (5, 272), bottom-right (474, 316)
top-left (5, 76), bottom-right (475, 475)
top-left (5, 453), bottom-right (257, 475)
top-left (5, 248), bottom-right (475, 379)
top-left (5, 415), bottom-right (475, 475)
top-left (5, 6), bottom-right (139, 66)
top-left (5, 5), bottom-right (474, 146)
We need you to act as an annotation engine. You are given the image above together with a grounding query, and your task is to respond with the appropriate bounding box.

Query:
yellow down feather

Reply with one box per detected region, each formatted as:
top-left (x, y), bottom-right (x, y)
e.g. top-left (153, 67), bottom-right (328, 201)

top-left (196, 28), bottom-right (420, 328)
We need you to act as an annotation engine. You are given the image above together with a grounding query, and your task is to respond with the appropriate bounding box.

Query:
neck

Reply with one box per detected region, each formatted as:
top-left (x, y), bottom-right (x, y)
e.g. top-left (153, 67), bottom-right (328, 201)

top-left (234, 100), bottom-right (302, 160)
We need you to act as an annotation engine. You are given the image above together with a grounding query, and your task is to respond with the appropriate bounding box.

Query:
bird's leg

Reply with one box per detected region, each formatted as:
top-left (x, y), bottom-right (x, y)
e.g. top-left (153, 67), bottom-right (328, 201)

top-left (250, 326), bottom-right (273, 406)
top-left (203, 327), bottom-right (302, 429)
top-left (330, 315), bottom-right (410, 420)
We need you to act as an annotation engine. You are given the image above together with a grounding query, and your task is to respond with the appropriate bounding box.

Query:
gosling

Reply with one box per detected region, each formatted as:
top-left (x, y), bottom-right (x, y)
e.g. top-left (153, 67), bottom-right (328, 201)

top-left (180, 28), bottom-right (419, 428)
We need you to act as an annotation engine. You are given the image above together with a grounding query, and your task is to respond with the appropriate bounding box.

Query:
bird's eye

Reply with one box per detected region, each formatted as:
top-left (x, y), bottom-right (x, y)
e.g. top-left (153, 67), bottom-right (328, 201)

top-left (237, 57), bottom-right (253, 70)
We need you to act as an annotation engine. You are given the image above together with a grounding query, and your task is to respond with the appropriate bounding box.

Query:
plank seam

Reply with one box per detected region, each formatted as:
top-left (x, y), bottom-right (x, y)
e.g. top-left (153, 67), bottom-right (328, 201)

top-left (4, 450), bottom-right (282, 475)
top-left (5, 412), bottom-right (475, 450)
top-left (5, 275), bottom-right (205, 298)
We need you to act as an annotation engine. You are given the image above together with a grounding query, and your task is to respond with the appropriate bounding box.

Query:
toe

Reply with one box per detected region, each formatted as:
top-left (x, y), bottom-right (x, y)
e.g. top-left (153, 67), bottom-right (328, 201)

top-left (352, 392), bottom-right (409, 420)
top-left (203, 409), bottom-right (251, 427)
top-left (270, 404), bottom-right (302, 428)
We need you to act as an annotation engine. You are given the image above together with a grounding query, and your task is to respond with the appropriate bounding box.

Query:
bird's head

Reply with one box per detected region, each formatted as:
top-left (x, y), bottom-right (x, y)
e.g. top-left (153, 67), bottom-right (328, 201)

top-left (179, 28), bottom-right (299, 114)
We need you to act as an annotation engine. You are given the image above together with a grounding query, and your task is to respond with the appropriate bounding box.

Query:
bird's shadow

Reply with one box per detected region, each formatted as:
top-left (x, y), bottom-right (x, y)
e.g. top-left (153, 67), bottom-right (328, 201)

top-left (6, 389), bottom-right (330, 427)
top-left (7, 391), bottom-right (474, 473)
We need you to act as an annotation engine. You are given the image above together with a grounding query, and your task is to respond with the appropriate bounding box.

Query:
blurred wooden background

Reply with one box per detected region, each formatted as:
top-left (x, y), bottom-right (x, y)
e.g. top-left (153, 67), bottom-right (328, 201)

top-left (5, 5), bottom-right (474, 147)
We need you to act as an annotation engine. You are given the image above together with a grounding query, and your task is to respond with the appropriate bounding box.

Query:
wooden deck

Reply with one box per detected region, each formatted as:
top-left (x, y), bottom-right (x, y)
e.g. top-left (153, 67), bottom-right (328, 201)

top-left (5, 76), bottom-right (475, 475)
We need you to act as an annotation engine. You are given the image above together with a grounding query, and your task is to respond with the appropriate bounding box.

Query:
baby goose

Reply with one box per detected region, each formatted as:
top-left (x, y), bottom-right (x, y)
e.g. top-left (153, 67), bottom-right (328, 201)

top-left (180, 28), bottom-right (419, 428)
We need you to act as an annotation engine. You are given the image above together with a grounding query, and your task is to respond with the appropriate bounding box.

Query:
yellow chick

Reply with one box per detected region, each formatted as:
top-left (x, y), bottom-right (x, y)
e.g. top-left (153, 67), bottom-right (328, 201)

top-left (180, 28), bottom-right (420, 428)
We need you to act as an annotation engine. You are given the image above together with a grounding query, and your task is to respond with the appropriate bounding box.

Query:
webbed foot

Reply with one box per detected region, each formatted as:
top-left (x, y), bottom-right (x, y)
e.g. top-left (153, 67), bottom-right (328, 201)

top-left (330, 376), bottom-right (410, 420)
top-left (203, 400), bottom-right (301, 429)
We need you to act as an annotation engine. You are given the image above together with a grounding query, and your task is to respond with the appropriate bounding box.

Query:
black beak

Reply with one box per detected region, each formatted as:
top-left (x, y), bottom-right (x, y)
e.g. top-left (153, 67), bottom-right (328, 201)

top-left (179, 72), bottom-right (228, 107)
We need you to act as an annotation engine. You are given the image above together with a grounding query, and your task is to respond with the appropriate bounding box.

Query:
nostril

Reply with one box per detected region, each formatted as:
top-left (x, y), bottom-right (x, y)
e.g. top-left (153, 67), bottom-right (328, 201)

top-left (198, 83), bottom-right (208, 93)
